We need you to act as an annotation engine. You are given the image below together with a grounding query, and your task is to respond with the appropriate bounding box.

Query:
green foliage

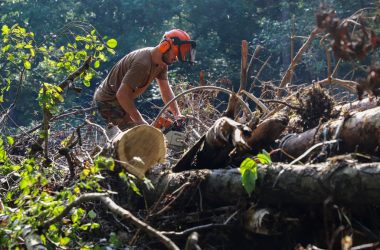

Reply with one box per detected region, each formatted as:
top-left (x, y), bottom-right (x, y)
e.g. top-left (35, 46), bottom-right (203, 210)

top-left (0, 151), bottom-right (141, 248)
top-left (239, 157), bottom-right (258, 197)
top-left (239, 150), bottom-right (271, 197)
top-left (37, 83), bottom-right (63, 111)
top-left (0, 21), bottom-right (144, 247)
top-left (0, 22), bottom-right (117, 126)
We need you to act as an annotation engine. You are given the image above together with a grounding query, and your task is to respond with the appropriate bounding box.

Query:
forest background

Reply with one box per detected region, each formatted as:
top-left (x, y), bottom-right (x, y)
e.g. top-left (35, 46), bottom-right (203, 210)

top-left (1, 0), bottom-right (380, 249)
top-left (1, 0), bottom-right (374, 131)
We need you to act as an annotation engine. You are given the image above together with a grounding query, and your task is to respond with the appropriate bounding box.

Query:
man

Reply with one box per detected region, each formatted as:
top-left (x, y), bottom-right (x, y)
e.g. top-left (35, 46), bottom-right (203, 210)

top-left (93, 29), bottom-right (196, 129)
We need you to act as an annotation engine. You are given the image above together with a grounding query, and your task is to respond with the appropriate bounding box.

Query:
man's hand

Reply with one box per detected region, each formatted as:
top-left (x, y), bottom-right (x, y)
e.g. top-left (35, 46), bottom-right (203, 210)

top-left (136, 118), bottom-right (149, 125)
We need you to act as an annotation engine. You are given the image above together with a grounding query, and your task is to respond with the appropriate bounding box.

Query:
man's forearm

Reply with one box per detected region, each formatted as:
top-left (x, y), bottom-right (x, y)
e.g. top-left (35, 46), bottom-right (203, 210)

top-left (120, 98), bottom-right (145, 123)
top-left (116, 86), bottom-right (147, 124)
top-left (158, 79), bottom-right (181, 117)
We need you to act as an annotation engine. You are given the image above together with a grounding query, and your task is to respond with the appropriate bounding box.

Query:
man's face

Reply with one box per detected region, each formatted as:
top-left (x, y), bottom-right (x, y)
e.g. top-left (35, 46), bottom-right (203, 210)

top-left (162, 48), bottom-right (178, 65)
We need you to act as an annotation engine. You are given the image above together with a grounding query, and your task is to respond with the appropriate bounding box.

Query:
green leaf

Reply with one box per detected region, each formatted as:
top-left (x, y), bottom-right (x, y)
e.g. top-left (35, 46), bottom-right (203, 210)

top-left (2, 44), bottom-right (10, 53)
top-left (106, 38), bottom-right (117, 48)
top-left (240, 157), bottom-right (258, 197)
top-left (80, 223), bottom-right (90, 231)
top-left (91, 223), bottom-right (100, 229)
top-left (83, 80), bottom-right (90, 87)
top-left (40, 234), bottom-right (46, 245)
top-left (256, 150), bottom-right (272, 164)
top-left (84, 73), bottom-right (93, 81)
top-left (6, 136), bottom-right (14, 146)
top-left (239, 157), bottom-right (256, 174)
top-left (1, 25), bottom-right (10, 35)
top-left (94, 60), bottom-right (100, 68)
top-left (49, 224), bottom-right (58, 233)
top-left (241, 167), bottom-right (257, 196)
top-left (98, 52), bottom-right (106, 61)
top-left (107, 48), bottom-right (116, 55)
top-left (19, 177), bottom-right (32, 189)
top-left (129, 180), bottom-right (141, 196)
top-left (29, 48), bottom-right (35, 57)
top-left (24, 60), bottom-right (31, 70)
top-left (59, 236), bottom-right (71, 246)
top-left (87, 210), bottom-right (97, 220)
top-left (71, 213), bottom-right (79, 223)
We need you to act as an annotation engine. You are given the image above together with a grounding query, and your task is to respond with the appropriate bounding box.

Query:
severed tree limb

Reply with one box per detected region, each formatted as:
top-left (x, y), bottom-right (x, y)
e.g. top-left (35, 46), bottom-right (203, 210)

top-left (173, 93), bottom-right (285, 171)
top-left (317, 77), bottom-right (358, 92)
top-left (333, 97), bottom-right (380, 115)
top-left (280, 106), bottom-right (380, 158)
top-left (245, 112), bottom-right (288, 150)
top-left (279, 27), bottom-right (322, 90)
top-left (148, 161), bottom-right (380, 207)
top-left (172, 116), bottom-right (252, 172)
top-left (247, 45), bottom-right (263, 80)
top-left (239, 40), bottom-right (248, 92)
top-left (40, 193), bottom-right (180, 250)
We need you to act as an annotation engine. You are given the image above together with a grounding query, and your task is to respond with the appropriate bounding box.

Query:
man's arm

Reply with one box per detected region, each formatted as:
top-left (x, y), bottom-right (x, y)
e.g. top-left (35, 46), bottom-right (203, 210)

top-left (157, 78), bottom-right (182, 118)
top-left (116, 83), bottom-right (148, 125)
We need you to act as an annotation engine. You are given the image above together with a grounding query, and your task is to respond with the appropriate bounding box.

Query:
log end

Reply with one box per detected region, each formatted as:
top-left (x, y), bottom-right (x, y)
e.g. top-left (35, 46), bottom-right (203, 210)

top-left (113, 125), bottom-right (166, 179)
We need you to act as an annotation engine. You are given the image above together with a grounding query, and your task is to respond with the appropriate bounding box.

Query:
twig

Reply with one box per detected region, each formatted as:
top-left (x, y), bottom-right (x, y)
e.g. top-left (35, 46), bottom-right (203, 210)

top-left (247, 55), bottom-right (271, 93)
top-left (279, 27), bottom-right (322, 90)
top-left (247, 45), bottom-right (263, 80)
top-left (153, 182), bottom-right (191, 216)
top-left (152, 86), bottom-right (253, 127)
top-left (316, 77), bottom-right (358, 92)
top-left (162, 210), bottom-right (238, 238)
top-left (319, 34), bottom-right (332, 84)
top-left (351, 242), bottom-right (380, 250)
top-left (162, 223), bottom-right (227, 237)
top-left (25, 106), bottom-right (95, 135)
top-left (261, 99), bottom-right (301, 111)
top-left (40, 193), bottom-right (180, 250)
top-left (85, 118), bottom-right (111, 143)
top-left (239, 90), bottom-right (269, 114)
top-left (289, 139), bottom-right (339, 166)
top-left (290, 15), bottom-right (296, 84)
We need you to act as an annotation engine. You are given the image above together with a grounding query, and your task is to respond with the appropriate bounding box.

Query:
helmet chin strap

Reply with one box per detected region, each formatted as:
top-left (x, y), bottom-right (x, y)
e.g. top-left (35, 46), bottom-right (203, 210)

top-left (162, 53), bottom-right (173, 66)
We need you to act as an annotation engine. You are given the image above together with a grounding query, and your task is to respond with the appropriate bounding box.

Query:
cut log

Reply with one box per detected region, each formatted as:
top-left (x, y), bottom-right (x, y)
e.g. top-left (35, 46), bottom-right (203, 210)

top-left (172, 113), bottom-right (288, 172)
top-left (147, 161), bottom-right (380, 207)
top-left (172, 117), bottom-right (252, 172)
top-left (280, 106), bottom-right (380, 159)
top-left (112, 125), bottom-right (166, 179)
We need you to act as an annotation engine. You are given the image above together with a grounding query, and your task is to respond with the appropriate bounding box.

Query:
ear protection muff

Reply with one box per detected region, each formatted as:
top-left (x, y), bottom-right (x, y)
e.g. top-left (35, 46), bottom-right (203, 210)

top-left (159, 37), bottom-right (172, 54)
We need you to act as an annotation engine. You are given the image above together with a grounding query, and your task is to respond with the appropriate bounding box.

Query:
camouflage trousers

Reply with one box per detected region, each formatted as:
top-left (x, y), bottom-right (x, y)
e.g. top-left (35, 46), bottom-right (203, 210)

top-left (94, 99), bottom-right (136, 130)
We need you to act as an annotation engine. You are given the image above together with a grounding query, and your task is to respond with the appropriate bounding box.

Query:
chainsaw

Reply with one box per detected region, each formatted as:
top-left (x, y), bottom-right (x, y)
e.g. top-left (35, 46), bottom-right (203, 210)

top-left (154, 116), bottom-right (189, 151)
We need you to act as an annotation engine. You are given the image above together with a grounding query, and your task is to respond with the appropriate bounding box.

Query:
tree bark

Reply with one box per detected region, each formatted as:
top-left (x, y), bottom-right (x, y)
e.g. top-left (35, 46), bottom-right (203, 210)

top-left (147, 161), bottom-right (380, 207)
top-left (280, 106), bottom-right (380, 159)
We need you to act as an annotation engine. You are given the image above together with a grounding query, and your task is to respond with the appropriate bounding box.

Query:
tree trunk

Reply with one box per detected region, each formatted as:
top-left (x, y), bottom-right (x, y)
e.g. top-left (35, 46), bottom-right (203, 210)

top-left (280, 106), bottom-right (380, 159)
top-left (147, 161), bottom-right (380, 207)
top-left (112, 125), bottom-right (166, 179)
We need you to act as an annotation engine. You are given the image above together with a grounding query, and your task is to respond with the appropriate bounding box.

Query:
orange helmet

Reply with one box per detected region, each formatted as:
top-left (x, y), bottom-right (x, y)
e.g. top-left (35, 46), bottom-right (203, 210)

top-left (159, 29), bottom-right (196, 63)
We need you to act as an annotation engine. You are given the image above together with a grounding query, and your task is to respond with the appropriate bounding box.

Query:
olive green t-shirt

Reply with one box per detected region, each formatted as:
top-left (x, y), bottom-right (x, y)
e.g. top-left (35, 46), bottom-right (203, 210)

top-left (94, 47), bottom-right (168, 102)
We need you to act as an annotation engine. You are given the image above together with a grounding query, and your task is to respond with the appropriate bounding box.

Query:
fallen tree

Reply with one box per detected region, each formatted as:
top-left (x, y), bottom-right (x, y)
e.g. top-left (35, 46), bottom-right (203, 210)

top-left (279, 106), bottom-right (380, 161)
top-left (146, 160), bottom-right (380, 207)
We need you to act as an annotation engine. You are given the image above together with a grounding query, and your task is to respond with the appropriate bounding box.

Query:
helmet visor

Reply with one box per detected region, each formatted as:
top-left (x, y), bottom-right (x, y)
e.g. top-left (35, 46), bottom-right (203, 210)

top-left (172, 38), bottom-right (197, 64)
